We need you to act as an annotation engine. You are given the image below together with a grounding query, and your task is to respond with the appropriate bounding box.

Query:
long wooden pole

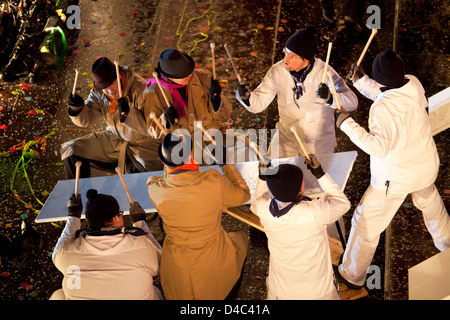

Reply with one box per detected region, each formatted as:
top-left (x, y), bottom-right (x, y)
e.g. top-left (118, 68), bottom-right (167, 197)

top-left (74, 161), bottom-right (82, 195)
top-left (322, 42), bottom-right (333, 83)
top-left (114, 61), bottom-right (122, 98)
top-left (149, 112), bottom-right (169, 135)
top-left (224, 44), bottom-right (242, 81)
top-left (152, 72), bottom-right (171, 108)
top-left (350, 28), bottom-right (378, 80)
top-left (290, 126), bottom-right (311, 161)
top-left (327, 71), bottom-right (343, 112)
top-left (210, 42), bottom-right (216, 79)
top-left (72, 68), bottom-right (80, 97)
top-left (115, 167), bottom-right (133, 203)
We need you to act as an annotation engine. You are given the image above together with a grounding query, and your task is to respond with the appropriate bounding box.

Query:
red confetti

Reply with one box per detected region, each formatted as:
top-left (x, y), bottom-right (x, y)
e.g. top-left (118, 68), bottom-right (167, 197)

top-left (9, 147), bottom-right (18, 153)
top-left (119, 32), bottom-right (126, 36)
top-left (220, 83), bottom-right (227, 88)
top-left (281, 19), bottom-right (287, 24)
top-left (143, 73), bottom-right (151, 77)
top-left (195, 64), bottom-right (201, 68)
top-left (1, 272), bottom-right (10, 277)
top-left (131, 11), bottom-right (137, 15)
top-left (13, 194), bottom-right (22, 199)
top-left (21, 84), bottom-right (30, 90)
top-left (83, 39), bottom-right (90, 43)
top-left (0, 125), bottom-right (7, 130)
top-left (28, 110), bottom-right (36, 115)
top-left (199, 8), bottom-right (206, 13)
top-left (19, 282), bottom-right (28, 288)
top-left (34, 137), bottom-right (41, 141)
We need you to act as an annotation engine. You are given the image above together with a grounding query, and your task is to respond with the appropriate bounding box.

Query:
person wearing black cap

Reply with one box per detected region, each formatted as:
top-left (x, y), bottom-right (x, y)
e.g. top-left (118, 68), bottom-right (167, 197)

top-left (236, 25), bottom-right (358, 158)
top-left (334, 50), bottom-right (450, 290)
top-left (50, 189), bottom-right (163, 300)
top-left (61, 56), bottom-right (163, 180)
top-left (146, 132), bottom-right (250, 300)
top-left (251, 154), bottom-right (350, 299)
top-left (143, 49), bottom-right (231, 142)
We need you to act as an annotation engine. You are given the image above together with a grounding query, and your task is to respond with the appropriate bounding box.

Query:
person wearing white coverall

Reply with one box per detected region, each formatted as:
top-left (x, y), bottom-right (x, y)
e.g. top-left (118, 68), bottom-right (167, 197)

top-left (334, 50), bottom-right (450, 289)
top-left (236, 25), bottom-right (358, 241)
top-left (50, 189), bottom-right (163, 300)
top-left (251, 155), bottom-right (350, 299)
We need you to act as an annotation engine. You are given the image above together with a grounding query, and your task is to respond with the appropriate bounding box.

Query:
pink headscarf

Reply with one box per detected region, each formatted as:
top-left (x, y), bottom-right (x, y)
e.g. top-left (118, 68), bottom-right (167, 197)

top-left (146, 75), bottom-right (187, 118)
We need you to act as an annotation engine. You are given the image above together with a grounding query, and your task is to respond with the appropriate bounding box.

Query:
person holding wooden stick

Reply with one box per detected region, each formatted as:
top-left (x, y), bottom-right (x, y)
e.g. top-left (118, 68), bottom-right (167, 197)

top-left (51, 189), bottom-right (163, 300)
top-left (251, 154), bottom-right (350, 299)
top-left (334, 50), bottom-right (450, 290)
top-left (143, 49), bottom-right (231, 142)
top-left (146, 132), bottom-right (250, 300)
top-left (61, 57), bottom-right (163, 180)
top-left (236, 25), bottom-right (358, 158)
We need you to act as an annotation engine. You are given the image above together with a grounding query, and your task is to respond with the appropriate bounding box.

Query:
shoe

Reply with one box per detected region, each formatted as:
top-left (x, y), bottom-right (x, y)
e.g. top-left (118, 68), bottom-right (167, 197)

top-left (333, 265), bottom-right (364, 290)
top-left (322, 7), bottom-right (336, 24)
top-left (344, 15), bottom-right (368, 32)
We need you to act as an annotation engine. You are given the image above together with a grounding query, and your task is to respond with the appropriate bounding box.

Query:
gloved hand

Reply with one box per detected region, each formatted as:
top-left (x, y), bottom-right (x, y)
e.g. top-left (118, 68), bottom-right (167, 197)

top-left (117, 97), bottom-right (130, 122)
top-left (67, 193), bottom-right (82, 218)
top-left (346, 63), bottom-right (365, 83)
top-left (129, 201), bottom-right (146, 223)
top-left (335, 108), bottom-right (351, 128)
top-left (209, 78), bottom-right (222, 111)
top-left (258, 155), bottom-right (273, 179)
top-left (237, 80), bottom-right (251, 101)
top-left (316, 83), bottom-right (333, 104)
top-left (68, 93), bottom-right (85, 108)
top-left (305, 154), bottom-right (325, 179)
top-left (164, 103), bottom-right (179, 129)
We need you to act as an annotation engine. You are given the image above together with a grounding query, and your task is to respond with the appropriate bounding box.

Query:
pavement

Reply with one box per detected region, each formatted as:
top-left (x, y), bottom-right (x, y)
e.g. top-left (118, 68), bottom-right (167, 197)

top-left (0, 0), bottom-right (448, 302)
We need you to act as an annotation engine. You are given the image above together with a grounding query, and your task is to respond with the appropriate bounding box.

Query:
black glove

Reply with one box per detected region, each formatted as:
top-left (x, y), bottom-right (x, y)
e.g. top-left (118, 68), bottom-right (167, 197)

top-left (67, 193), bottom-right (82, 218)
top-left (346, 63), bottom-right (365, 82)
top-left (209, 78), bottom-right (222, 111)
top-left (164, 103), bottom-right (179, 129)
top-left (68, 93), bottom-right (84, 108)
top-left (237, 80), bottom-right (251, 102)
top-left (129, 201), bottom-right (146, 223)
top-left (335, 109), bottom-right (351, 128)
top-left (316, 83), bottom-right (333, 104)
top-left (305, 154), bottom-right (325, 179)
top-left (117, 97), bottom-right (130, 122)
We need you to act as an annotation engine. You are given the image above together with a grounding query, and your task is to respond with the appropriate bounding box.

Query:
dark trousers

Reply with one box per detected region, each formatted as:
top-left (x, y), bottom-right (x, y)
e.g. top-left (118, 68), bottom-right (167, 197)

top-left (63, 154), bottom-right (139, 179)
top-left (320, 0), bottom-right (366, 19)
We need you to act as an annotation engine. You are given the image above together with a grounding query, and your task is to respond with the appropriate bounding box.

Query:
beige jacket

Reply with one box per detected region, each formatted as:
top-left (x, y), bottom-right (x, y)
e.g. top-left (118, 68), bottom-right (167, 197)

top-left (147, 164), bottom-right (250, 299)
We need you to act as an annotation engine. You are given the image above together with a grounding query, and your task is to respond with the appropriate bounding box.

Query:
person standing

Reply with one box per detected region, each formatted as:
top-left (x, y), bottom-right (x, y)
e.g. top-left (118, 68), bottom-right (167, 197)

top-left (51, 189), bottom-right (163, 300)
top-left (251, 155), bottom-right (350, 299)
top-left (236, 25), bottom-right (358, 159)
top-left (147, 132), bottom-right (249, 299)
top-left (61, 57), bottom-right (163, 179)
top-left (334, 50), bottom-right (450, 289)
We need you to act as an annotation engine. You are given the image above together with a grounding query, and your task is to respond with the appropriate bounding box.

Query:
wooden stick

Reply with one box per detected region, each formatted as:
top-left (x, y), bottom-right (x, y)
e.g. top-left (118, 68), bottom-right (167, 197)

top-left (196, 122), bottom-right (216, 145)
top-left (327, 71), bottom-right (343, 112)
top-left (210, 43), bottom-right (216, 79)
top-left (72, 68), bottom-right (80, 96)
top-left (322, 42), bottom-right (333, 83)
top-left (350, 28), bottom-right (378, 80)
top-left (224, 44), bottom-right (242, 81)
top-left (115, 167), bottom-right (133, 203)
top-left (290, 126), bottom-right (311, 161)
top-left (152, 72), bottom-right (171, 108)
top-left (114, 61), bottom-right (122, 98)
top-left (149, 112), bottom-right (169, 135)
top-left (74, 161), bottom-right (82, 195)
top-left (249, 141), bottom-right (269, 165)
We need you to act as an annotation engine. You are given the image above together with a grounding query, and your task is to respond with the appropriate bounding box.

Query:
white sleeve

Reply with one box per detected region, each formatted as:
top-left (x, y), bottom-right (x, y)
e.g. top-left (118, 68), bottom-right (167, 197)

top-left (52, 216), bottom-right (81, 261)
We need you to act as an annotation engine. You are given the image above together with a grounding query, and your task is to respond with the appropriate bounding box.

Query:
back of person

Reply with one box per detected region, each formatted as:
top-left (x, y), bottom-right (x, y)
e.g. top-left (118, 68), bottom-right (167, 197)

top-left (257, 199), bottom-right (339, 300)
top-left (369, 75), bottom-right (439, 193)
top-left (53, 232), bottom-right (161, 300)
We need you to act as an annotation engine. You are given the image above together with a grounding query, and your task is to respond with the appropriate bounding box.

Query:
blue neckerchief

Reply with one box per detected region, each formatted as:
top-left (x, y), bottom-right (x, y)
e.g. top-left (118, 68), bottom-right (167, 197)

top-left (75, 226), bottom-right (148, 238)
top-left (269, 196), bottom-right (312, 218)
top-left (290, 59), bottom-right (316, 99)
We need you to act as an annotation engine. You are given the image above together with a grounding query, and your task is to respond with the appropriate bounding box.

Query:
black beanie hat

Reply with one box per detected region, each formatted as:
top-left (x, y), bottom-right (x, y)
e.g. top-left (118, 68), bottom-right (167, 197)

top-left (91, 57), bottom-right (121, 90)
top-left (158, 49), bottom-right (195, 79)
top-left (372, 50), bottom-right (405, 88)
top-left (285, 25), bottom-right (318, 61)
top-left (265, 164), bottom-right (304, 202)
top-left (85, 189), bottom-right (120, 228)
top-left (158, 132), bottom-right (192, 167)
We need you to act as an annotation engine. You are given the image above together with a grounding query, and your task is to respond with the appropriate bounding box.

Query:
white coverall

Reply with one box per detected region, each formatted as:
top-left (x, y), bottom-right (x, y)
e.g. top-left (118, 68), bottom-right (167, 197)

top-left (338, 74), bottom-right (450, 287)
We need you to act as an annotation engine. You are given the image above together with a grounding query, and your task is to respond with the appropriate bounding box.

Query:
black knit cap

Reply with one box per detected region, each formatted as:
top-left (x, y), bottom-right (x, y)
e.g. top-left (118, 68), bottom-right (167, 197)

top-left (85, 189), bottom-right (120, 228)
top-left (91, 57), bottom-right (121, 90)
top-left (265, 164), bottom-right (304, 202)
top-left (372, 50), bottom-right (405, 88)
top-left (158, 49), bottom-right (195, 79)
top-left (285, 25), bottom-right (318, 61)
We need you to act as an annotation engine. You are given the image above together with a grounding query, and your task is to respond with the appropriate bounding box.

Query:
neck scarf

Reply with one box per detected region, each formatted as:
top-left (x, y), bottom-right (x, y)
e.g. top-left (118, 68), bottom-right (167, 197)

top-left (166, 153), bottom-right (199, 175)
top-left (146, 75), bottom-right (188, 118)
top-left (269, 195), bottom-right (312, 218)
top-left (290, 58), bottom-right (315, 99)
